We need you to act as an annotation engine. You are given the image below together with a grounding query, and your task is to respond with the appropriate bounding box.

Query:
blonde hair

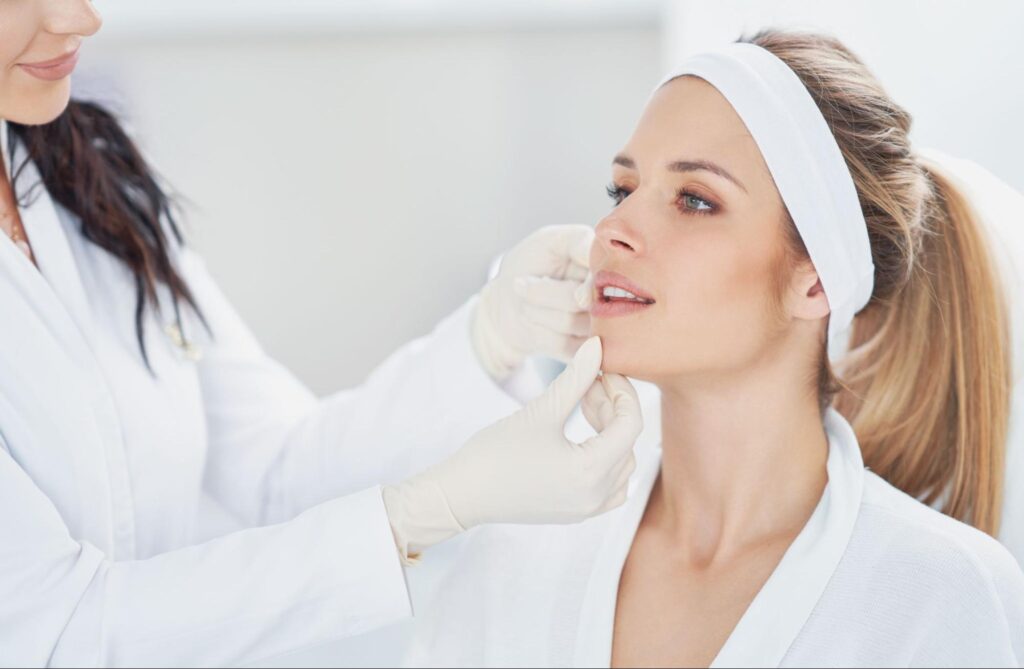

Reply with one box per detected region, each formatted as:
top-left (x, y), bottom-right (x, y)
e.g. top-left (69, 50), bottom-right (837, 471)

top-left (745, 28), bottom-right (1011, 536)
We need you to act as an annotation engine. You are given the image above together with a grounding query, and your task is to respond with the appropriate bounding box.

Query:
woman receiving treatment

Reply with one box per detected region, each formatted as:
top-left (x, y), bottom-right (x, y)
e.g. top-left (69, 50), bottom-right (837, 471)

top-left (407, 29), bottom-right (1024, 667)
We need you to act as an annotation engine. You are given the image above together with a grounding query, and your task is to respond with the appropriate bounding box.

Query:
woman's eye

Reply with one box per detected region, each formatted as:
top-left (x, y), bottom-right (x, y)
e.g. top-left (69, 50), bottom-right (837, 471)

top-left (678, 191), bottom-right (716, 216)
top-left (606, 184), bottom-right (631, 207)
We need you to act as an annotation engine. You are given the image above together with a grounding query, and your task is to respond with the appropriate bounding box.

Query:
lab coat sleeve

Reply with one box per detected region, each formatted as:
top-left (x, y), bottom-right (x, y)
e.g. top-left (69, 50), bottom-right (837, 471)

top-left (177, 245), bottom-right (524, 527)
top-left (0, 447), bottom-right (411, 668)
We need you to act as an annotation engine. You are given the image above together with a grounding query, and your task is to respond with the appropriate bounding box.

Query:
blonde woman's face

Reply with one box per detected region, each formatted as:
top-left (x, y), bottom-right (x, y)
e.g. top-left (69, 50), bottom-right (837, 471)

top-left (0, 0), bottom-right (101, 125)
top-left (590, 75), bottom-right (818, 384)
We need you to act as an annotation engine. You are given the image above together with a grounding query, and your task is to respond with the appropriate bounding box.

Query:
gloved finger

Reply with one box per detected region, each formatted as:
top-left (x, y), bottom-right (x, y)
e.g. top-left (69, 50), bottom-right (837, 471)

top-left (535, 224), bottom-right (593, 274)
top-left (564, 262), bottom-right (590, 283)
top-left (523, 303), bottom-right (591, 337)
top-left (564, 227), bottom-right (595, 283)
top-left (596, 453), bottom-right (636, 514)
top-left (553, 335), bottom-right (592, 362)
top-left (600, 489), bottom-right (629, 514)
top-left (512, 225), bottom-right (595, 277)
top-left (514, 276), bottom-right (588, 313)
top-left (598, 480), bottom-right (630, 514)
top-left (566, 225), bottom-right (595, 269)
top-left (521, 320), bottom-right (589, 362)
top-left (531, 336), bottom-right (602, 423)
top-left (574, 274), bottom-right (595, 310)
top-left (607, 453), bottom-right (637, 495)
top-left (614, 452), bottom-right (638, 486)
top-left (581, 373), bottom-right (643, 462)
top-left (581, 376), bottom-right (616, 432)
top-left (536, 330), bottom-right (590, 363)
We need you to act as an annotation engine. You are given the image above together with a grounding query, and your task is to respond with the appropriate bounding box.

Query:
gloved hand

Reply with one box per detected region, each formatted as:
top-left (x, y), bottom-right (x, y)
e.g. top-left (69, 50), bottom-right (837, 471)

top-left (382, 336), bottom-right (641, 564)
top-left (472, 224), bottom-right (596, 382)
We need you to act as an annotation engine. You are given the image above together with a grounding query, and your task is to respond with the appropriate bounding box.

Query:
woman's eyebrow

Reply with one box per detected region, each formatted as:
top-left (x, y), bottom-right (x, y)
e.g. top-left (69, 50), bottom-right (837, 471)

top-left (669, 159), bottom-right (748, 193)
top-left (612, 154), bottom-right (748, 194)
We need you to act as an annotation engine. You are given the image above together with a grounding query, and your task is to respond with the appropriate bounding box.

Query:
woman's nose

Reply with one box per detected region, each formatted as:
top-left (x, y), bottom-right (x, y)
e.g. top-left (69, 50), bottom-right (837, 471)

top-left (42, 0), bottom-right (103, 38)
top-left (595, 213), bottom-right (644, 256)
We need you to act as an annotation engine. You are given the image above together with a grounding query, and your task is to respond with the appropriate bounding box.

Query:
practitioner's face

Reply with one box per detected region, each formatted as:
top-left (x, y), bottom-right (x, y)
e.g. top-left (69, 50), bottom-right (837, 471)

top-left (0, 0), bottom-right (101, 125)
top-left (589, 75), bottom-right (829, 384)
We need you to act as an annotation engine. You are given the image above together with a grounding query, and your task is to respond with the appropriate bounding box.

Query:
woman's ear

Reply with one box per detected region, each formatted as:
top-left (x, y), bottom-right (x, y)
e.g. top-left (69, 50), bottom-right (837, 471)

top-left (788, 260), bottom-right (831, 322)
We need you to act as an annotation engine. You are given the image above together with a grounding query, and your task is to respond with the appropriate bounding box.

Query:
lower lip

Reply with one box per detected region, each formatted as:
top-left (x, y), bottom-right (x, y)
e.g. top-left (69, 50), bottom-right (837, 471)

top-left (18, 51), bottom-right (80, 82)
top-left (591, 298), bottom-right (655, 318)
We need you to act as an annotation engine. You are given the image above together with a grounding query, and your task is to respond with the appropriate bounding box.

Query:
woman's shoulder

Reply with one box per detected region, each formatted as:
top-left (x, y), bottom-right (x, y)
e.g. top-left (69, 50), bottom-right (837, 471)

top-left (856, 469), bottom-right (1024, 599)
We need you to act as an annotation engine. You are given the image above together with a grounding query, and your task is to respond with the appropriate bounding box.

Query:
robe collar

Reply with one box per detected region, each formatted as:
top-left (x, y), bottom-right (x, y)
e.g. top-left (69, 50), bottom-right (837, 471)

top-left (573, 407), bottom-right (866, 668)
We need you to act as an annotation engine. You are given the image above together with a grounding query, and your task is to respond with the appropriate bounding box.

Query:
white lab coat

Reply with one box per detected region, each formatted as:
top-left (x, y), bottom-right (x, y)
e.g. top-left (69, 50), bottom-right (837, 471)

top-left (0, 120), bottom-right (523, 667)
top-left (406, 391), bottom-right (1024, 667)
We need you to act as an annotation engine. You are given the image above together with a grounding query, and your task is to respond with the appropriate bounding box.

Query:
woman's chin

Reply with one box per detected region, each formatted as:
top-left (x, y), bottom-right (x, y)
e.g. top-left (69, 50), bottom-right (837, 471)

top-left (595, 332), bottom-right (653, 379)
top-left (4, 81), bottom-right (72, 125)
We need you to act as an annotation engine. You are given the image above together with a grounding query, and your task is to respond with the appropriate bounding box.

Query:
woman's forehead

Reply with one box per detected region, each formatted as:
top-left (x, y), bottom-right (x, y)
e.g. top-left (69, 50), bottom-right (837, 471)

top-left (621, 76), bottom-right (769, 185)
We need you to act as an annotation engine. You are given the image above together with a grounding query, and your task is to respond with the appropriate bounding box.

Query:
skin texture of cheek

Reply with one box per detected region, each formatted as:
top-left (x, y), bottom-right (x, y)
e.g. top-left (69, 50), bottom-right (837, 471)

top-left (685, 248), bottom-right (783, 372)
top-left (0, 5), bottom-right (37, 120)
top-left (593, 232), bottom-right (784, 382)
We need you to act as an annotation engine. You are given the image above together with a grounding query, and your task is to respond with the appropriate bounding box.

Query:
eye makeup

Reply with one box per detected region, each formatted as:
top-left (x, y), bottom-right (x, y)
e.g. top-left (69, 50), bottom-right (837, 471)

top-left (605, 182), bottom-right (720, 217)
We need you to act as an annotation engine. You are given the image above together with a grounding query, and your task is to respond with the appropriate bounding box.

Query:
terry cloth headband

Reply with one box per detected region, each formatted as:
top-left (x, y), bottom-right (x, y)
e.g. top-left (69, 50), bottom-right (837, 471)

top-left (657, 42), bottom-right (875, 343)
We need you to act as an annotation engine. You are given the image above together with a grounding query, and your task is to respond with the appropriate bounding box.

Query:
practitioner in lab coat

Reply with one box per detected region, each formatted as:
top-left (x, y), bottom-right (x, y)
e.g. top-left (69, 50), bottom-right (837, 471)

top-left (0, 2), bottom-right (644, 667)
top-left (407, 32), bottom-right (1024, 667)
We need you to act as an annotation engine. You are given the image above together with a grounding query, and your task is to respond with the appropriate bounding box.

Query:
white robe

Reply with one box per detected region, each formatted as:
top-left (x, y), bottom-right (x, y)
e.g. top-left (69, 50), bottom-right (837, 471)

top-left (406, 393), bottom-right (1024, 667)
top-left (0, 120), bottom-right (523, 667)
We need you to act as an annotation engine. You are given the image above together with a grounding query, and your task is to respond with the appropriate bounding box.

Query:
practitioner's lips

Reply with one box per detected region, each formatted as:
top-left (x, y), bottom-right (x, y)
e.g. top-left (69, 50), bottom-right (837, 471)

top-left (591, 270), bottom-right (656, 318)
top-left (18, 48), bottom-right (80, 82)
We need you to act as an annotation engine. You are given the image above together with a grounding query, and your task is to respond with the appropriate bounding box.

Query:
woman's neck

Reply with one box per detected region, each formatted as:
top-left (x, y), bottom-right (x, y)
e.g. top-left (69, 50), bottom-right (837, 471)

top-left (649, 355), bottom-right (829, 567)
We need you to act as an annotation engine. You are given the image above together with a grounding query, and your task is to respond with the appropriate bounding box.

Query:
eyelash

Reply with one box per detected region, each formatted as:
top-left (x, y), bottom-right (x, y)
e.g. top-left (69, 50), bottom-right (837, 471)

top-left (605, 183), bottom-right (717, 216)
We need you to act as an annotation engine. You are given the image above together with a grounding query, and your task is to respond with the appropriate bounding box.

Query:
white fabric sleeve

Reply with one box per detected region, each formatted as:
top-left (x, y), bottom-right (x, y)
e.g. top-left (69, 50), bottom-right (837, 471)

top-left (909, 531), bottom-right (1024, 666)
top-left (177, 246), bottom-right (523, 527)
top-left (0, 448), bottom-right (411, 668)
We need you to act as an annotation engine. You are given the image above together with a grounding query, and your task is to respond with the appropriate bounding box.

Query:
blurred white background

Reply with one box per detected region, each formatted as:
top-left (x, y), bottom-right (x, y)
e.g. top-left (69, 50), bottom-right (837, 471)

top-left (77, 0), bottom-right (1023, 665)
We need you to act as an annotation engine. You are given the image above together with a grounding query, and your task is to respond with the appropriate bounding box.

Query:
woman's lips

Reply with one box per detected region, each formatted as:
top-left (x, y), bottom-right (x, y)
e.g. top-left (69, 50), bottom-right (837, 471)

top-left (18, 49), bottom-right (80, 82)
top-left (591, 270), bottom-right (656, 319)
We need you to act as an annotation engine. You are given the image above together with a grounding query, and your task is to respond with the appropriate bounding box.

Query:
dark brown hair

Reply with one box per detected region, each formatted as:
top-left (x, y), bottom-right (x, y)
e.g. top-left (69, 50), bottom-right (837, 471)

top-left (8, 100), bottom-right (209, 371)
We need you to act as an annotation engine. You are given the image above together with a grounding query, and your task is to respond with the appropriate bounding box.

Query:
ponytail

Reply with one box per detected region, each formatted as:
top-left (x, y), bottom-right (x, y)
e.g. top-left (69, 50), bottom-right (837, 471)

top-left (745, 28), bottom-right (1012, 537)
top-left (833, 156), bottom-right (1010, 535)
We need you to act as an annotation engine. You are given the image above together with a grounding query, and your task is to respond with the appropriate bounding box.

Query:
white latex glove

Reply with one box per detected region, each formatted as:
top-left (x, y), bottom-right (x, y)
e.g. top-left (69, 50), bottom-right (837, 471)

top-left (383, 336), bottom-right (641, 564)
top-left (472, 224), bottom-right (596, 381)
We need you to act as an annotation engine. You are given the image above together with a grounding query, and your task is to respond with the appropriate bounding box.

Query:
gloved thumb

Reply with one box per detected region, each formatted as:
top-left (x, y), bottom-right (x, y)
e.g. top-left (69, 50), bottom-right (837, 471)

top-left (583, 373), bottom-right (643, 462)
top-left (566, 225), bottom-right (595, 270)
top-left (574, 273), bottom-right (594, 310)
top-left (532, 335), bottom-right (602, 423)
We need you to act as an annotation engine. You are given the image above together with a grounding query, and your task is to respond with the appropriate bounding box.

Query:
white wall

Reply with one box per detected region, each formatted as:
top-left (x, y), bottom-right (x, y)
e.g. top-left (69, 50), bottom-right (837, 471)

top-left (81, 26), bottom-right (662, 396)
top-left (661, 0), bottom-right (1024, 193)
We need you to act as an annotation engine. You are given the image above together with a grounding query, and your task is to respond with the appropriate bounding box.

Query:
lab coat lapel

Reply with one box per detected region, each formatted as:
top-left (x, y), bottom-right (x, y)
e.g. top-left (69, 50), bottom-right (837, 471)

top-left (1, 121), bottom-right (98, 355)
top-left (0, 121), bottom-right (134, 558)
top-left (709, 408), bottom-right (866, 668)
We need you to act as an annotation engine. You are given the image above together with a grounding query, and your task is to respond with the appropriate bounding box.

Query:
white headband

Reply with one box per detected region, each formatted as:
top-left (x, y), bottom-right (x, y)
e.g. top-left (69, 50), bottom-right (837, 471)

top-left (657, 42), bottom-right (875, 344)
